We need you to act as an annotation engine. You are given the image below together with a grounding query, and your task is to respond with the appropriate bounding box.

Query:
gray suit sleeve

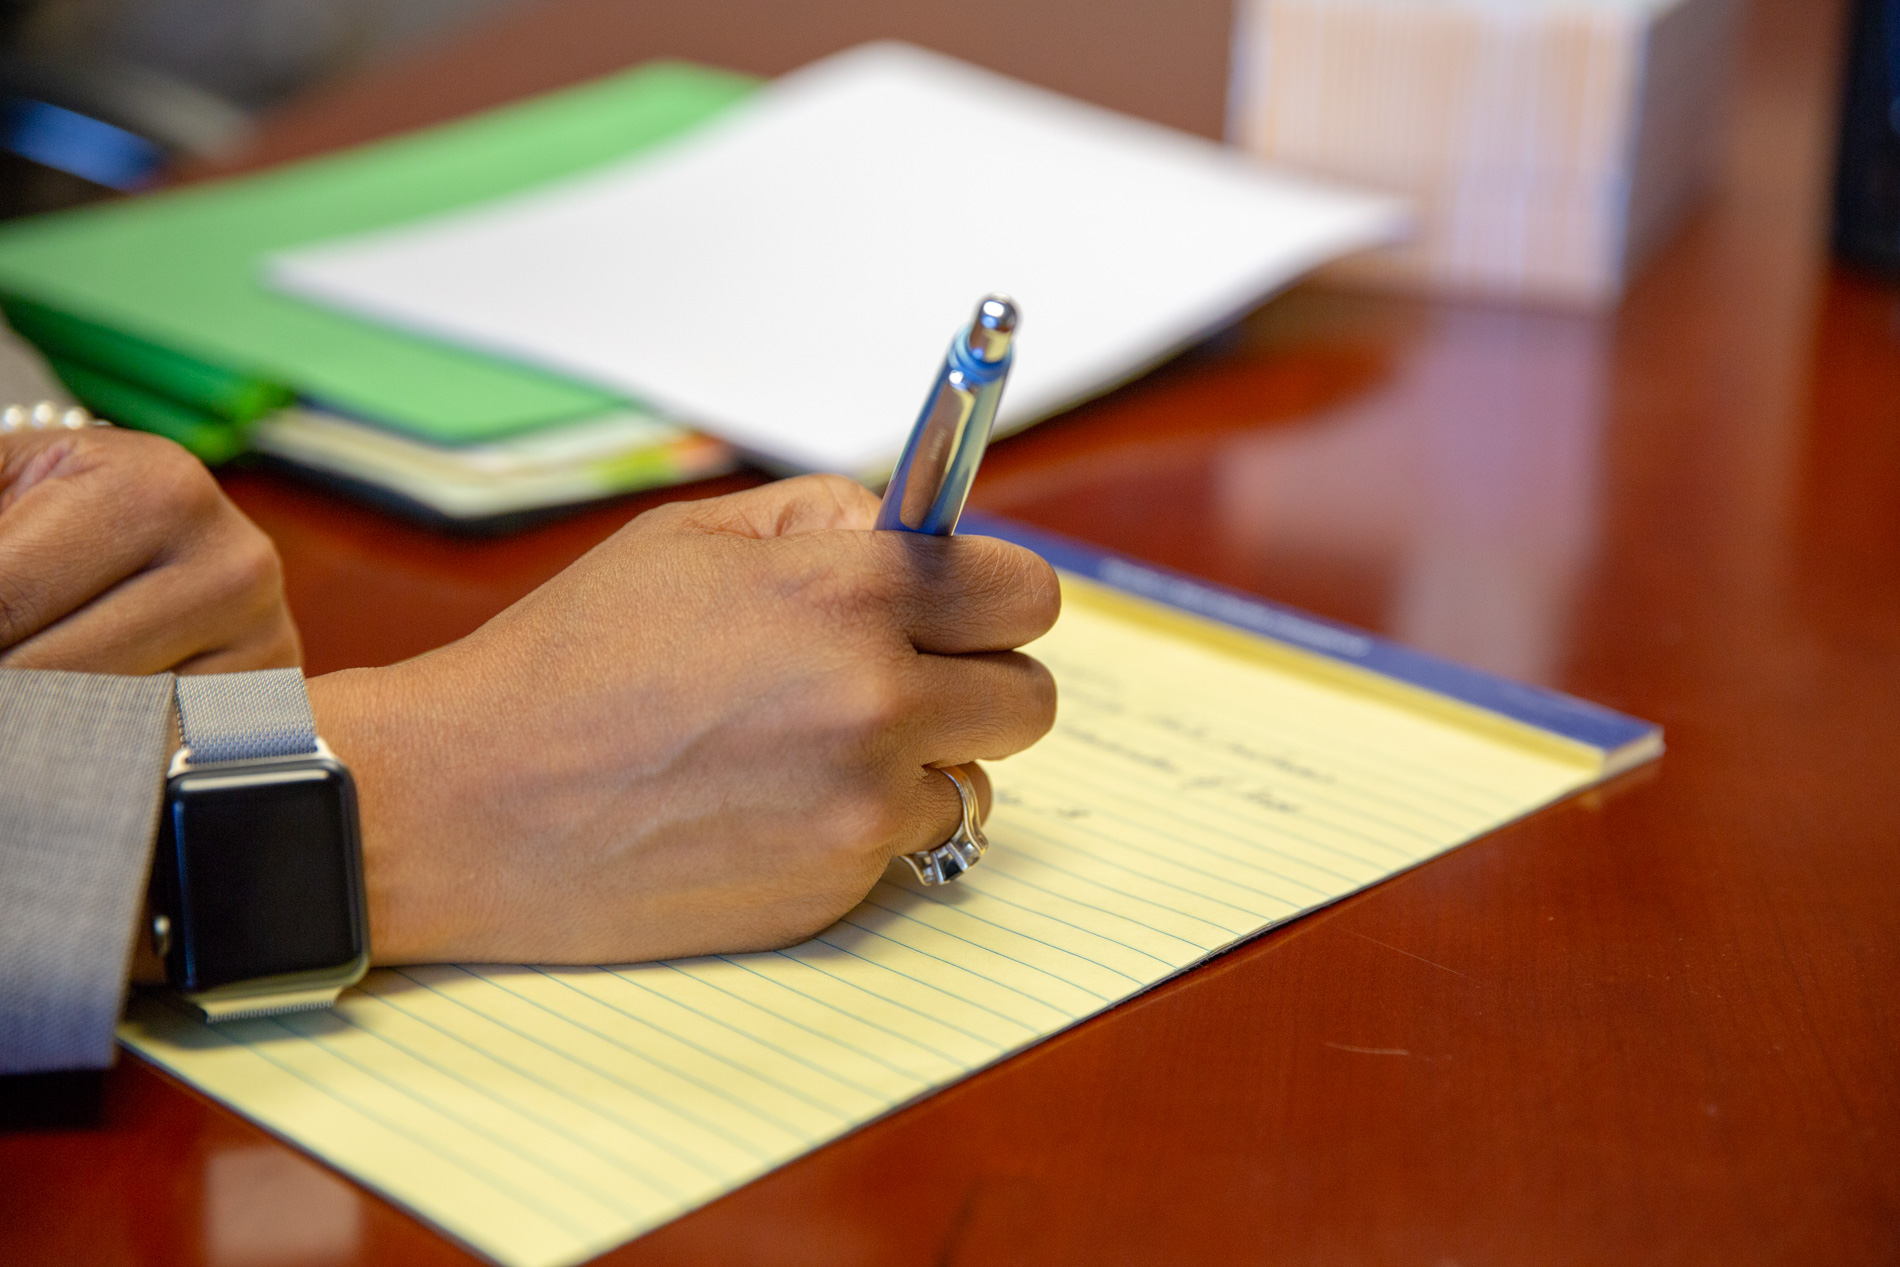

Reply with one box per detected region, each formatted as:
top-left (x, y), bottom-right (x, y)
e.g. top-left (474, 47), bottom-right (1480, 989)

top-left (0, 670), bottom-right (174, 1074)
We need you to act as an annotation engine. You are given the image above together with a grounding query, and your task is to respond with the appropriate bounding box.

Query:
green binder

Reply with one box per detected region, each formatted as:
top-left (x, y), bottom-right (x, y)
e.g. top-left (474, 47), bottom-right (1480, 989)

top-left (0, 62), bottom-right (757, 456)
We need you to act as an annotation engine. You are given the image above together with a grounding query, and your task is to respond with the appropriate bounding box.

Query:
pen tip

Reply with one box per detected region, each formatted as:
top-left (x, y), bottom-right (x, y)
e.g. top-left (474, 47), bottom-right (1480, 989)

top-left (968, 294), bottom-right (1017, 362)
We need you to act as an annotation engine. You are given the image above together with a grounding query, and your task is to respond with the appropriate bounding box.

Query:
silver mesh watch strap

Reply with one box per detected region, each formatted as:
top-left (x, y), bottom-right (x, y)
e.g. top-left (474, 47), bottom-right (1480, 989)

top-left (174, 669), bottom-right (317, 763)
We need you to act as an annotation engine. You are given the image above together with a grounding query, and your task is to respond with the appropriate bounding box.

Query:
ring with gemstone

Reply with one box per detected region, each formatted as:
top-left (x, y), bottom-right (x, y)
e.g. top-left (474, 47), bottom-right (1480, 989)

top-left (899, 764), bottom-right (988, 885)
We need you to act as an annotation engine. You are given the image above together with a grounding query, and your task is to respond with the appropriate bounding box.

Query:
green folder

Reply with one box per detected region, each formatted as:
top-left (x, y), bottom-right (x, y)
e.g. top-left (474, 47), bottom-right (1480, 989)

top-left (3, 295), bottom-right (293, 422)
top-left (47, 356), bottom-right (252, 464)
top-left (0, 62), bottom-right (757, 448)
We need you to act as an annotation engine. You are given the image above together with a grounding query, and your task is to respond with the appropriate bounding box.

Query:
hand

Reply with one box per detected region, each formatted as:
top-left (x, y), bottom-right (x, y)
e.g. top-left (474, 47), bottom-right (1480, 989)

top-left (0, 426), bottom-right (301, 673)
top-left (309, 474), bottom-right (1060, 964)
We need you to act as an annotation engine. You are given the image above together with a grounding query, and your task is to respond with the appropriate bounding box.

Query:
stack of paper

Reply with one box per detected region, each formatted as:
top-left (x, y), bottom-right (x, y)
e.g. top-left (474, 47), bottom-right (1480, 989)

top-left (271, 42), bottom-right (1408, 477)
top-left (1229, 0), bottom-right (1743, 305)
top-left (251, 407), bottom-right (734, 526)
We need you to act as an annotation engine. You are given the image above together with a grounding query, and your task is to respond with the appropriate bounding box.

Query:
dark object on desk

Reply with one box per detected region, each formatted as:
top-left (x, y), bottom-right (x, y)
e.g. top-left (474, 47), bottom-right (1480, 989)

top-left (0, 147), bottom-right (110, 218)
top-left (0, 53), bottom-right (252, 216)
top-left (0, 1069), bottom-right (104, 1131)
top-left (1833, 0), bottom-right (1900, 272)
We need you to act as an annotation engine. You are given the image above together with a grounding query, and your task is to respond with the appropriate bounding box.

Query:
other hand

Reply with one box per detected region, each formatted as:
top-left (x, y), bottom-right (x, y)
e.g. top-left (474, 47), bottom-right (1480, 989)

top-left (310, 474), bottom-right (1060, 965)
top-left (0, 425), bottom-right (300, 674)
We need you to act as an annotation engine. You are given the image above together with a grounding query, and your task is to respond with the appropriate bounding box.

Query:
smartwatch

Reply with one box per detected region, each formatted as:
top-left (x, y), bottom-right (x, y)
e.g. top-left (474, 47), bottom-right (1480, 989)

top-left (149, 669), bottom-right (369, 1021)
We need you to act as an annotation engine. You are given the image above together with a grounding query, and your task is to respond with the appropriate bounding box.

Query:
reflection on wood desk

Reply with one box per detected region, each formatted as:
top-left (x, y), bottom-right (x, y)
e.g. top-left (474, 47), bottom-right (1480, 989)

top-left (5, 0), bottom-right (1897, 1262)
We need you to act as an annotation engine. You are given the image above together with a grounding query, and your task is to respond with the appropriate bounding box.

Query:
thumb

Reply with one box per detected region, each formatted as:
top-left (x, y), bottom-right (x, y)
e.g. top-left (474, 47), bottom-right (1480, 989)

top-left (675, 472), bottom-right (882, 539)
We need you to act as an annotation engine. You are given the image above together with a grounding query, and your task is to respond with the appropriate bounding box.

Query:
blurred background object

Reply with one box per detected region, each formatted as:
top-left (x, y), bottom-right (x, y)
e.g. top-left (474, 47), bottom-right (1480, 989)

top-left (1230, 0), bottom-right (1746, 307)
top-left (1833, 0), bottom-right (1900, 274)
top-left (0, 0), bottom-right (523, 216)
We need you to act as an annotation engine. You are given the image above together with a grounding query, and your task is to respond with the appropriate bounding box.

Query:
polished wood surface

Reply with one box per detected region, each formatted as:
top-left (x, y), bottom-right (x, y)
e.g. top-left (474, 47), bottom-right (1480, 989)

top-left (7, 0), bottom-right (1899, 1261)
top-left (173, 0), bottom-right (1235, 185)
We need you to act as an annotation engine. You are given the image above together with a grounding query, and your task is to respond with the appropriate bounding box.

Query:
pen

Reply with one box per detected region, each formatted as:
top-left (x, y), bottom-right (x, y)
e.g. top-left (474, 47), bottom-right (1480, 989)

top-left (874, 294), bottom-right (1017, 535)
top-left (880, 294), bottom-right (1018, 887)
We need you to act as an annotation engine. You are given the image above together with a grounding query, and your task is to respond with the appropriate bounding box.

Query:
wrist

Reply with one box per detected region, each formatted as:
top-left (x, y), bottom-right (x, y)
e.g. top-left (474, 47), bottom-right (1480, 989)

top-left (307, 655), bottom-right (480, 964)
top-left (308, 664), bottom-right (423, 963)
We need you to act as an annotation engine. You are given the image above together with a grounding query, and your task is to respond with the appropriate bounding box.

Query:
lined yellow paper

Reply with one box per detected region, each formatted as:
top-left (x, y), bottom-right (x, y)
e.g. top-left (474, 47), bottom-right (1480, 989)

top-left (121, 579), bottom-right (1599, 1267)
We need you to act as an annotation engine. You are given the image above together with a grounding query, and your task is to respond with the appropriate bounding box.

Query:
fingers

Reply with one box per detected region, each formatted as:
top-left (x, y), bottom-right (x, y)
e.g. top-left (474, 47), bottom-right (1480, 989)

top-left (672, 473), bottom-right (882, 538)
top-left (0, 430), bottom-right (185, 647)
top-left (876, 532), bottom-right (1062, 655)
top-left (647, 476), bottom-right (1058, 655)
top-left (858, 649), bottom-right (1049, 873)
top-left (0, 544), bottom-right (300, 674)
top-left (957, 762), bottom-right (994, 823)
top-left (888, 762), bottom-right (994, 868)
top-left (0, 427), bottom-right (302, 673)
top-left (902, 649), bottom-right (1057, 764)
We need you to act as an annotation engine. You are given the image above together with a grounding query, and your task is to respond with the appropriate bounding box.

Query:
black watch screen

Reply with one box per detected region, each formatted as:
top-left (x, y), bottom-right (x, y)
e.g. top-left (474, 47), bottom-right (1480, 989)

top-left (155, 757), bottom-right (367, 994)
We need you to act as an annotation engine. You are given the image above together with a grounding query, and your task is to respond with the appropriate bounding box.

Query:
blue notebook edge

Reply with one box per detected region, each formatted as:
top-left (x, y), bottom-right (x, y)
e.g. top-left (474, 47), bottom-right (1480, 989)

top-left (961, 510), bottom-right (1663, 771)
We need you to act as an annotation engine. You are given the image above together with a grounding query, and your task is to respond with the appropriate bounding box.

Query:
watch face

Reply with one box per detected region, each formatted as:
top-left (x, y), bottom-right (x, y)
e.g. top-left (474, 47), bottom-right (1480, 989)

top-left (159, 760), bottom-right (365, 993)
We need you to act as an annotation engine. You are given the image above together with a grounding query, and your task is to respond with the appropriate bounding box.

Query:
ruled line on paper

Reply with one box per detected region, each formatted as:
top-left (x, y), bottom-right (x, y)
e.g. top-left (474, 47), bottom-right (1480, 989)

top-left (121, 584), bottom-right (1597, 1267)
top-left (358, 975), bottom-right (766, 1176)
top-left (656, 958), bottom-right (951, 1083)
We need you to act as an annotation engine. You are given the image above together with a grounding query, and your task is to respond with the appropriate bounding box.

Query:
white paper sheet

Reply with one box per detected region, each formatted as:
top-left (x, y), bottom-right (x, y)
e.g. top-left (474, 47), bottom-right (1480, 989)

top-left (270, 42), bottom-right (1406, 475)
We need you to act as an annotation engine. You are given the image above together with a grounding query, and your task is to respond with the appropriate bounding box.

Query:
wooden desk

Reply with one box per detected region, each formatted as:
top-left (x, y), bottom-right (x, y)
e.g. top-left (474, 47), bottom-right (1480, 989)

top-left (7, 0), bottom-right (1898, 1261)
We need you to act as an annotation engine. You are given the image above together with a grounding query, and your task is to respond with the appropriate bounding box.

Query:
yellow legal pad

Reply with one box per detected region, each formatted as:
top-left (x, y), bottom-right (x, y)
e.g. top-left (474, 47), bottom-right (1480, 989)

top-left (121, 520), bottom-right (1659, 1267)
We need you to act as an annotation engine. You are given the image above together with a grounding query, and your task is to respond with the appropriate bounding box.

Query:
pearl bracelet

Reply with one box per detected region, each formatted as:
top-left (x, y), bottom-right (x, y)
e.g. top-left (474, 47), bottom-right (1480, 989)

top-left (0, 401), bottom-right (107, 433)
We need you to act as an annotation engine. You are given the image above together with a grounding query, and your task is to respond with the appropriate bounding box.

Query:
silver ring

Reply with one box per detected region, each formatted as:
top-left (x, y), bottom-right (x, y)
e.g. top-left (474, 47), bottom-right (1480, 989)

top-left (899, 765), bottom-right (988, 886)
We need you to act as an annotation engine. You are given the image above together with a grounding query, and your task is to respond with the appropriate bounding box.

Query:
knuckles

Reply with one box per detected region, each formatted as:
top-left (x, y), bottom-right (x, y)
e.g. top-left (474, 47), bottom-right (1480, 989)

top-left (783, 472), bottom-right (878, 528)
top-left (631, 485), bottom-right (1063, 656)
top-left (114, 432), bottom-right (289, 609)
top-left (768, 533), bottom-right (900, 629)
top-left (640, 472), bottom-right (879, 541)
top-left (819, 656), bottom-right (915, 750)
top-left (108, 430), bottom-right (226, 535)
top-left (212, 522), bottom-right (289, 612)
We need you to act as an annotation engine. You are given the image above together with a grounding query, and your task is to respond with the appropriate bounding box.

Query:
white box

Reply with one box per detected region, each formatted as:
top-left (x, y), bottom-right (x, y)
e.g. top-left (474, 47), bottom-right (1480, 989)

top-left (1230, 0), bottom-right (1743, 305)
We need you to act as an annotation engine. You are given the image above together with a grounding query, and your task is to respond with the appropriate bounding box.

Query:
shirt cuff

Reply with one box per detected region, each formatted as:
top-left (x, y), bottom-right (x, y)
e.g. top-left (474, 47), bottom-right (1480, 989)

top-left (0, 669), bottom-right (174, 1074)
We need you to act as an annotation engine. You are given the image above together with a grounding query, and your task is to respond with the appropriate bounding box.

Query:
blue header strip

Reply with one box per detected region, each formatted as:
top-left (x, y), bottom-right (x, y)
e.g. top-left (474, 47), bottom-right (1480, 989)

top-left (962, 510), bottom-right (1659, 756)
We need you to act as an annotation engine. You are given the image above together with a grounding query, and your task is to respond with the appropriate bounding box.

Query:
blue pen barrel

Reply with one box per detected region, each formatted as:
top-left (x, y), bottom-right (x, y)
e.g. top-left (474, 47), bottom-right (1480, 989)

top-left (876, 295), bottom-right (1017, 535)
